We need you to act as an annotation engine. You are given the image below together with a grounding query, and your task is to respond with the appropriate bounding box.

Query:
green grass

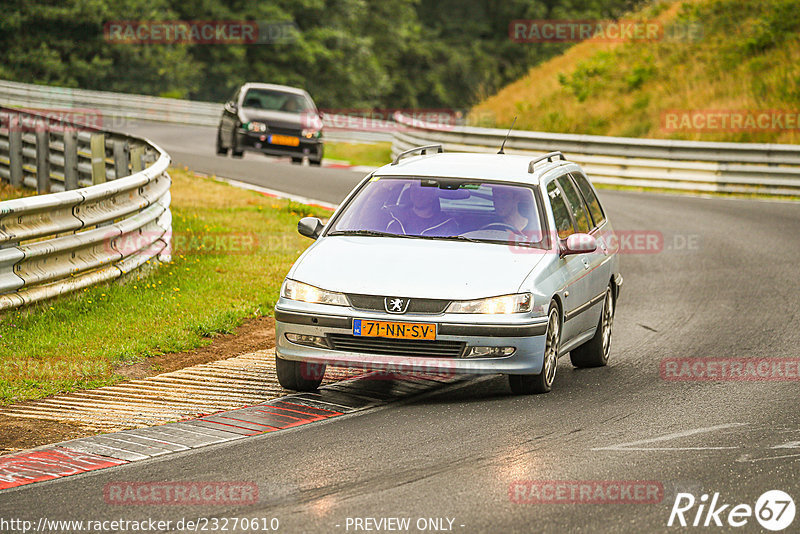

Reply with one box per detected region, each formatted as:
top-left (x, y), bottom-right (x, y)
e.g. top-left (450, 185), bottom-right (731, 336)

top-left (324, 141), bottom-right (392, 167)
top-left (0, 182), bottom-right (35, 201)
top-left (0, 168), bottom-right (330, 405)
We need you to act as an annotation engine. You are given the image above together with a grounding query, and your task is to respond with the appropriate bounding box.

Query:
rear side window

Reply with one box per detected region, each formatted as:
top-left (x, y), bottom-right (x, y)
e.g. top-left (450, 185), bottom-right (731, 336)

top-left (547, 181), bottom-right (574, 239)
top-left (571, 172), bottom-right (605, 228)
top-left (557, 175), bottom-right (591, 233)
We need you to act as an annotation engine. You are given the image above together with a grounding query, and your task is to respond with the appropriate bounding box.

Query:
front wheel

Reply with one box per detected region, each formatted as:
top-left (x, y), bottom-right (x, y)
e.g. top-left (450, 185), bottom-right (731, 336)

top-left (570, 286), bottom-right (614, 368)
top-left (508, 304), bottom-right (560, 395)
top-left (216, 131), bottom-right (229, 156)
top-left (275, 356), bottom-right (326, 391)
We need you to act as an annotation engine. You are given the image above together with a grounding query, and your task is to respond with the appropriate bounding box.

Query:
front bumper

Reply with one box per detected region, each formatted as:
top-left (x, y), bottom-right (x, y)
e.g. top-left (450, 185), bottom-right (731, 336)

top-left (274, 299), bottom-right (549, 376)
top-left (236, 130), bottom-right (323, 160)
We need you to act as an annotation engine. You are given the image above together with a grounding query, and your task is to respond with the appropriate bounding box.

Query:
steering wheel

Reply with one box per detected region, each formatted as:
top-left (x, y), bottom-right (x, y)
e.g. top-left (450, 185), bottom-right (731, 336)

top-left (477, 222), bottom-right (526, 236)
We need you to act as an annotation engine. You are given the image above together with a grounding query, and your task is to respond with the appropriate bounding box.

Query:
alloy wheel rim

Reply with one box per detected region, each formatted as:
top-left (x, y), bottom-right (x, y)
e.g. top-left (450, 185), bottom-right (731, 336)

top-left (543, 309), bottom-right (559, 385)
top-left (602, 290), bottom-right (614, 357)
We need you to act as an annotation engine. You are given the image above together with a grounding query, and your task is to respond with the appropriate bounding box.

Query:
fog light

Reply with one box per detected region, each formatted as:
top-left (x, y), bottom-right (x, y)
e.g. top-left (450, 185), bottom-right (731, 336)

top-left (461, 346), bottom-right (516, 358)
top-left (285, 333), bottom-right (329, 349)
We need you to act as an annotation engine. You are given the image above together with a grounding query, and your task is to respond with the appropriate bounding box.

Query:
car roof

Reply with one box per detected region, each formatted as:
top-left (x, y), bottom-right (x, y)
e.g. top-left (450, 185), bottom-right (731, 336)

top-left (240, 82), bottom-right (310, 97)
top-left (373, 152), bottom-right (578, 184)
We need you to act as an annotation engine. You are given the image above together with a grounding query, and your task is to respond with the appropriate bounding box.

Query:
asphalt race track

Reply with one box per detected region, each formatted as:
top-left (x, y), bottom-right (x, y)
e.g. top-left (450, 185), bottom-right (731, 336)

top-left (2, 120), bottom-right (799, 533)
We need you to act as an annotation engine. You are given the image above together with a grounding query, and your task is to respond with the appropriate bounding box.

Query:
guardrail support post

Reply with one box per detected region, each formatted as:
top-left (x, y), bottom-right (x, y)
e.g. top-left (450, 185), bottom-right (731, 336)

top-left (8, 115), bottom-right (23, 188)
top-left (63, 129), bottom-right (79, 191)
top-left (35, 128), bottom-right (51, 193)
top-left (130, 145), bottom-right (145, 173)
top-left (113, 140), bottom-right (129, 180)
top-left (90, 133), bottom-right (106, 184)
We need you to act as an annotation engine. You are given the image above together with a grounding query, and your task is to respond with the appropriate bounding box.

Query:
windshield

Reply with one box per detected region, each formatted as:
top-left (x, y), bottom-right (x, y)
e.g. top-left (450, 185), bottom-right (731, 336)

top-left (329, 177), bottom-right (547, 247)
top-left (241, 89), bottom-right (315, 113)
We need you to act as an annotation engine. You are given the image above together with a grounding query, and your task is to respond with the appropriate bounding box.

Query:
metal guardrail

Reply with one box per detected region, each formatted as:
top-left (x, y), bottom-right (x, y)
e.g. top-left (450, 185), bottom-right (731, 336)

top-left (391, 113), bottom-right (800, 196)
top-left (0, 108), bottom-right (172, 311)
top-left (0, 79), bottom-right (392, 143)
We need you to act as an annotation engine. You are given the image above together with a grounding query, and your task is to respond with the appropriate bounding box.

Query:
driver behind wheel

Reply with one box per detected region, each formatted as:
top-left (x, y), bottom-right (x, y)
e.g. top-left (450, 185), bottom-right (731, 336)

top-left (492, 185), bottom-right (536, 233)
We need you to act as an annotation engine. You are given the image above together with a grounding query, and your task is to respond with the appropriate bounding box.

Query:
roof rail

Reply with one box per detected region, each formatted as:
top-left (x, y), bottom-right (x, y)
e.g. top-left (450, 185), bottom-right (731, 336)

top-left (527, 151), bottom-right (566, 173)
top-left (391, 144), bottom-right (443, 165)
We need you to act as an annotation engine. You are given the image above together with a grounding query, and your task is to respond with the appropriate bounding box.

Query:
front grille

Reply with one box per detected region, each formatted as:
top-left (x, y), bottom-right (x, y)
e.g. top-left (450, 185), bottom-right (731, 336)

top-left (328, 334), bottom-right (465, 358)
top-left (347, 294), bottom-right (450, 314)
top-left (267, 126), bottom-right (302, 136)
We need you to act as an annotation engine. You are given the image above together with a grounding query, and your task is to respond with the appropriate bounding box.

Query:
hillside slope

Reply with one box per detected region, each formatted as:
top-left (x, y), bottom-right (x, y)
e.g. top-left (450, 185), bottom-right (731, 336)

top-left (470, 0), bottom-right (800, 144)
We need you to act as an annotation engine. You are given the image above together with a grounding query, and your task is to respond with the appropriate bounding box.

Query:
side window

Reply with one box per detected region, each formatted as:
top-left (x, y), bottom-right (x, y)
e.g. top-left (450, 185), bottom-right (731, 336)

top-left (557, 175), bottom-right (591, 233)
top-left (547, 181), bottom-right (574, 239)
top-left (571, 172), bottom-right (605, 228)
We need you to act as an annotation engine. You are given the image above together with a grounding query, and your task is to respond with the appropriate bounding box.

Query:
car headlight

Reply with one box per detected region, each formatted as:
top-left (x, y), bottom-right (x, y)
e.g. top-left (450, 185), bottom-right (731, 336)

top-left (281, 279), bottom-right (348, 306)
top-left (446, 293), bottom-right (532, 314)
top-left (302, 128), bottom-right (321, 139)
top-left (246, 121), bottom-right (267, 132)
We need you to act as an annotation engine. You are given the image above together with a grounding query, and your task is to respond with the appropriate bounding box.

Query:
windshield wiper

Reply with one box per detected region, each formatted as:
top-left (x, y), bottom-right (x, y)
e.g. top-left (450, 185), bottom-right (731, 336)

top-left (327, 230), bottom-right (415, 238)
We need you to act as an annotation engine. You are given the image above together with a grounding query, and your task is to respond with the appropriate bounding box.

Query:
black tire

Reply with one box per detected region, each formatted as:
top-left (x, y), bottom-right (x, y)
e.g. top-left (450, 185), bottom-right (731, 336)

top-left (570, 286), bottom-right (614, 368)
top-left (291, 156), bottom-right (304, 165)
top-left (275, 355), bottom-right (326, 391)
top-left (508, 304), bottom-right (560, 395)
top-left (216, 131), bottom-right (229, 156)
top-left (232, 149), bottom-right (244, 158)
top-left (309, 158), bottom-right (322, 167)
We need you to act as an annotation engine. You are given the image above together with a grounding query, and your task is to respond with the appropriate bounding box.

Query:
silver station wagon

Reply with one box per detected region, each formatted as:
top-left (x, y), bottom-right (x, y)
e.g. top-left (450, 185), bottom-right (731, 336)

top-left (274, 146), bottom-right (622, 394)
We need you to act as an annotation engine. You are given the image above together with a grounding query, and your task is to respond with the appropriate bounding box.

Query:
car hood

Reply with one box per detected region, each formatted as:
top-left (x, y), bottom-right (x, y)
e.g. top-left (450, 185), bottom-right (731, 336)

top-left (289, 236), bottom-right (545, 300)
top-left (239, 109), bottom-right (304, 129)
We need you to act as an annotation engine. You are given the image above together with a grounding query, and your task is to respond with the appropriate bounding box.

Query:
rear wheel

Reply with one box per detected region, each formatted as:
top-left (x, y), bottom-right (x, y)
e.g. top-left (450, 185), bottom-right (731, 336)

top-left (309, 158), bottom-right (322, 167)
top-left (570, 286), bottom-right (614, 368)
top-left (276, 355), bottom-right (326, 391)
top-left (508, 304), bottom-right (560, 395)
top-left (291, 156), bottom-right (304, 165)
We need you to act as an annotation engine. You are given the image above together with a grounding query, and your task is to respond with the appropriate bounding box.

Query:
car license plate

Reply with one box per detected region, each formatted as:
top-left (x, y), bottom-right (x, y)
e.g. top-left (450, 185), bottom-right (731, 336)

top-left (353, 319), bottom-right (436, 340)
top-left (269, 134), bottom-right (300, 147)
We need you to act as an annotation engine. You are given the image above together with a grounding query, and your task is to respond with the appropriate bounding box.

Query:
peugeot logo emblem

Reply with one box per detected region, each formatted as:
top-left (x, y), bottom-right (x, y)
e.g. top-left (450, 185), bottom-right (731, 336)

top-left (385, 297), bottom-right (410, 314)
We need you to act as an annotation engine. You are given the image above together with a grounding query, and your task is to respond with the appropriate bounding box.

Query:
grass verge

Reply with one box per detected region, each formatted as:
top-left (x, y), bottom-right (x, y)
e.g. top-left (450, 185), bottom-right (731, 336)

top-left (0, 167), bottom-right (330, 405)
top-left (324, 141), bottom-right (391, 167)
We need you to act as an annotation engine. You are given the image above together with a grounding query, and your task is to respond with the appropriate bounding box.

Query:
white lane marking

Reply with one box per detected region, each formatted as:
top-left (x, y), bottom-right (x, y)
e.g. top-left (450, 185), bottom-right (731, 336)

top-left (738, 452), bottom-right (800, 463)
top-left (605, 447), bottom-right (739, 451)
top-left (592, 423), bottom-right (747, 451)
top-left (211, 175), bottom-right (339, 210)
top-left (772, 441), bottom-right (800, 449)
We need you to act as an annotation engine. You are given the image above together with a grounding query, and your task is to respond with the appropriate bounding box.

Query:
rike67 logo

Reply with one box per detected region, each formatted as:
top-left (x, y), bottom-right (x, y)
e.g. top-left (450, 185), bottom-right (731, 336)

top-left (668, 490), bottom-right (795, 531)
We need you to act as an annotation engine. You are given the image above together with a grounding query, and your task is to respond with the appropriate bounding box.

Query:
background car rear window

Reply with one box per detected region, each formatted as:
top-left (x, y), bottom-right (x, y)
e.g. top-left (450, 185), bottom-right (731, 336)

top-left (570, 172), bottom-right (606, 227)
top-left (557, 175), bottom-right (591, 233)
top-left (547, 181), bottom-right (574, 239)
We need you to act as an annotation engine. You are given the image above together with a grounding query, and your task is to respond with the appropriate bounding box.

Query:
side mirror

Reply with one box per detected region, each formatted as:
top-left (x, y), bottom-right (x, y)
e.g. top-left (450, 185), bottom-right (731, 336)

top-left (225, 101), bottom-right (237, 113)
top-left (561, 233), bottom-right (597, 256)
top-left (298, 217), bottom-right (323, 239)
